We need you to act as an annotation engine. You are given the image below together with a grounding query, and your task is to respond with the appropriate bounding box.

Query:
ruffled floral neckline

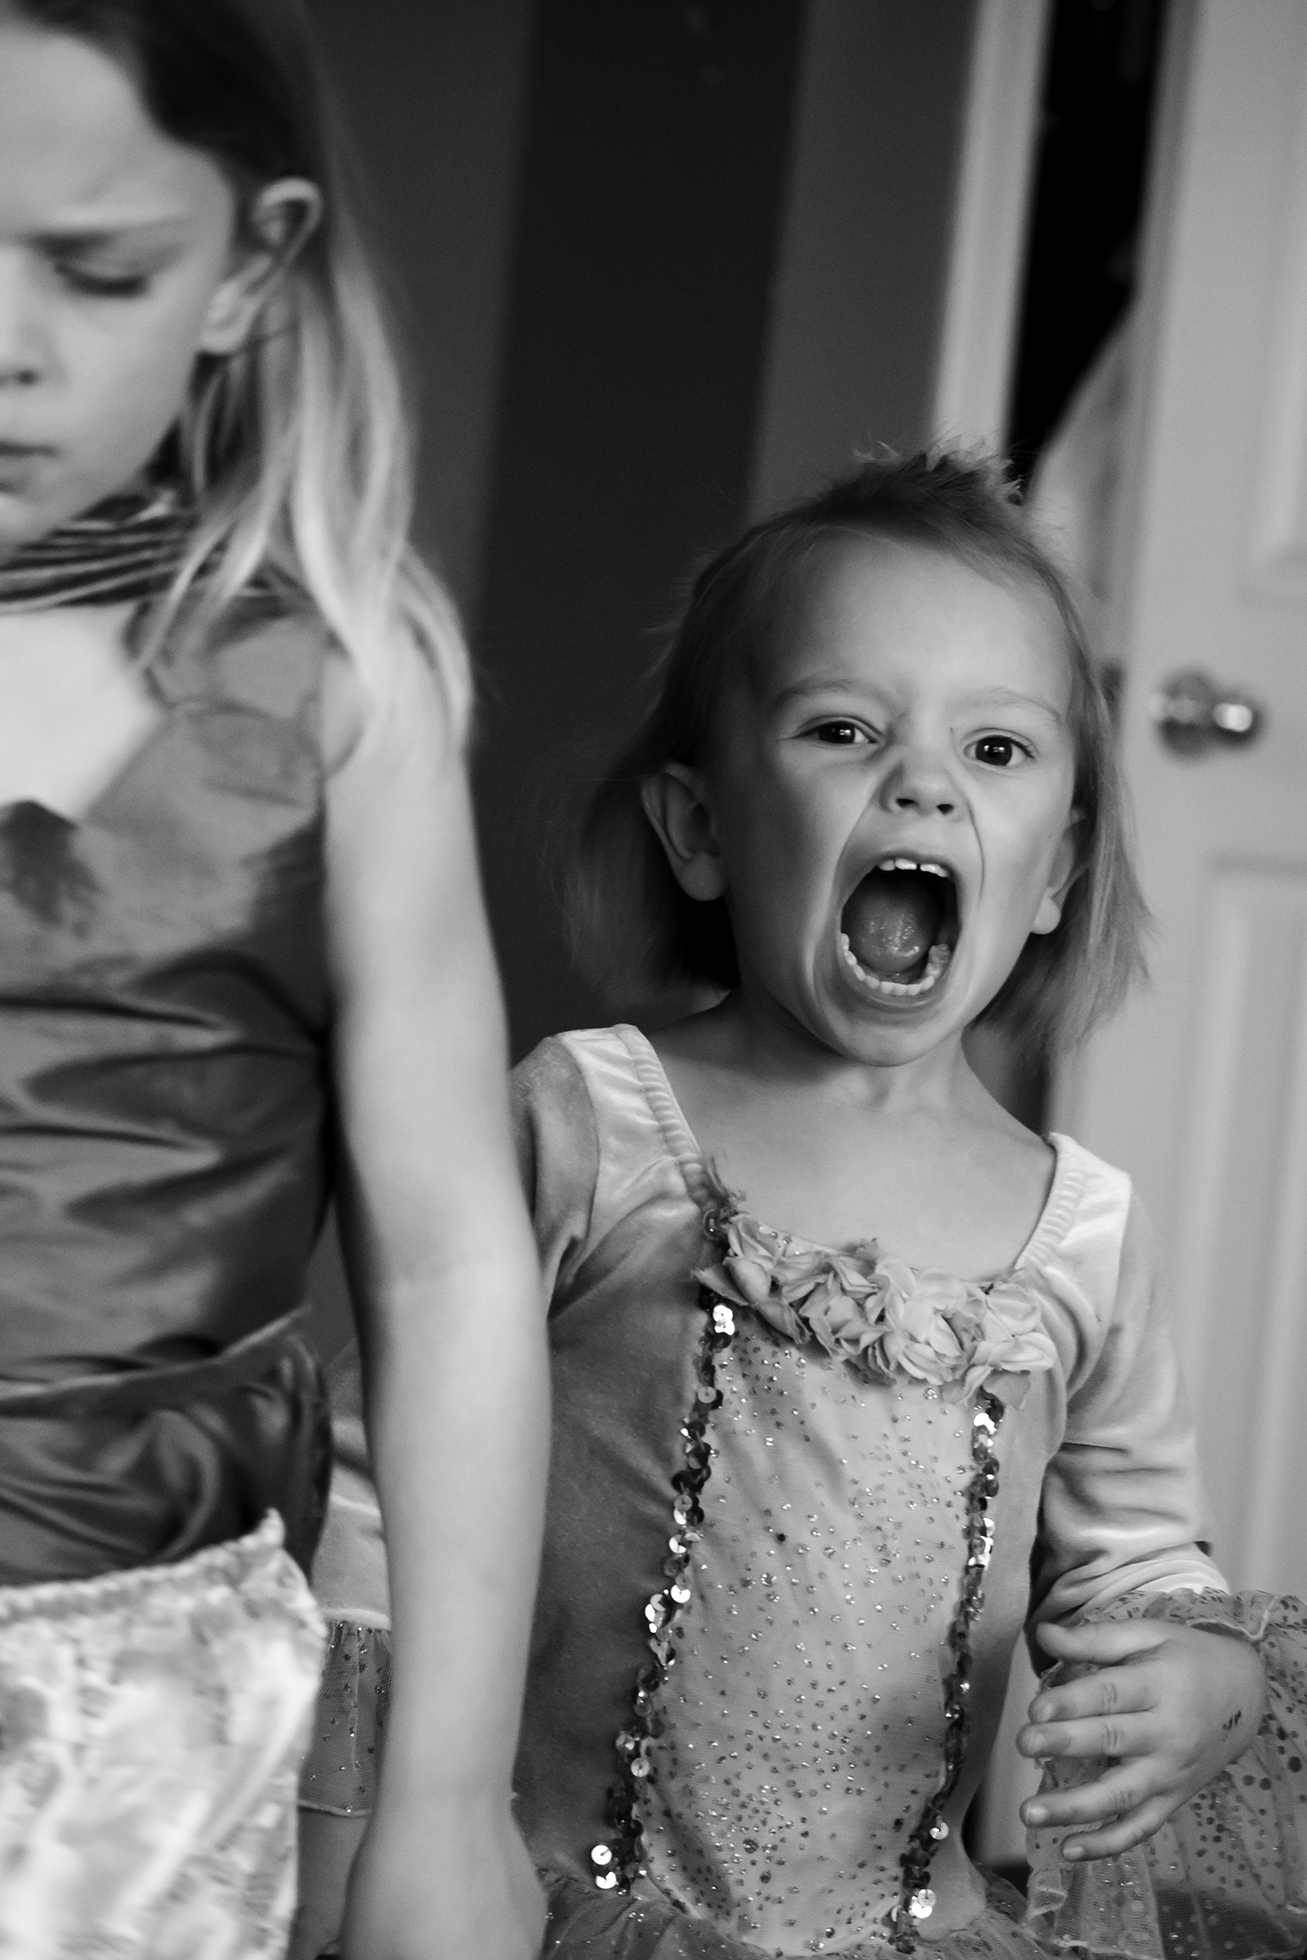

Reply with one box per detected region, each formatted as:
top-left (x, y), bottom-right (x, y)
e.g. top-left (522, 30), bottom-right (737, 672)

top-left (692, 1170), bottom-right (1058, 1402)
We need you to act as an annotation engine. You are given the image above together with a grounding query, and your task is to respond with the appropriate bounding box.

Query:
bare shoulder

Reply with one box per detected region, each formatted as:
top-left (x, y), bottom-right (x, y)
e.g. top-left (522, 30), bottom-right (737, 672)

top-left (647, 999), bottom-right (747, 1073)
top-left (949, 1077), bottom-right (1059, 1267)
top-left (320, 636), bottom-right (369, 775)
top-left (321, 630), bottom-right (484, 996)
top-left (322, 627), bottom-right (465, 784)
top-left (961, 1063), bottom-right (1056, 1174)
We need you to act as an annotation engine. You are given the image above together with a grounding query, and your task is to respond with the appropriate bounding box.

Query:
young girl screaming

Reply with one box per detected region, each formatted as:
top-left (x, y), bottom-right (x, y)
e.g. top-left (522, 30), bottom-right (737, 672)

top-left (311, 454), bottom-right (1307, 1959)
top-left (0, 4), bottom-right (546, 1957)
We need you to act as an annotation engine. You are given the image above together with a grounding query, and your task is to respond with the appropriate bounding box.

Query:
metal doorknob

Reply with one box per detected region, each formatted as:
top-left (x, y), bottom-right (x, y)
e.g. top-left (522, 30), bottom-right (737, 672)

top-left (1150, 669), bottom-right (1265, 757)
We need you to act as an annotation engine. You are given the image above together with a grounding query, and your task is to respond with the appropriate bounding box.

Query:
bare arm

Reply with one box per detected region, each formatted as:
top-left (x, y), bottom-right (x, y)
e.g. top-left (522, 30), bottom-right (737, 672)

top-left (322, 643), bottom-right (548, 1960)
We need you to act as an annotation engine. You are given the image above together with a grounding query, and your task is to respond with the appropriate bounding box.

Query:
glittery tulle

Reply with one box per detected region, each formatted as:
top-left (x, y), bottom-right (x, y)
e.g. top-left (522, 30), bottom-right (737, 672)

top-left (299, 1621), bottom-right (392, 1816)
top-left (542, 1867), bottom-right (1047, 1960)
top-left (1026, 1591), bottom-right (1307, 1958)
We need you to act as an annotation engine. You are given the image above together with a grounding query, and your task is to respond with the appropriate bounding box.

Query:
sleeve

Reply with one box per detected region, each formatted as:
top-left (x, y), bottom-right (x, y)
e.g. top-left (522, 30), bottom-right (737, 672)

top-left (1024, 1198), bottom-right (1307, 1957)
top-left (510, 1034), bottom-right (601, 1302)
top-left (299, 1036), bottom-right (602, 1815)
top-left (1030, 1193), bottom-right (1225, 1631)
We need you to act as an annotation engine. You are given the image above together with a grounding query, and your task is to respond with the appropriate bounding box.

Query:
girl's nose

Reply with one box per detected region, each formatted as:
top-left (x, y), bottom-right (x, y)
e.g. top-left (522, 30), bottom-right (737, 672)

top-left (0, 257), bottom-right (45, 388)
top-left (878, 748), bottom-right (961, 818)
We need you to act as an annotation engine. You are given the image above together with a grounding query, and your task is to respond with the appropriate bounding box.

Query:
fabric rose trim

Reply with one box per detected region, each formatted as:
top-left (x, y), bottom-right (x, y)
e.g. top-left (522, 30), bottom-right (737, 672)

top-left (693, 1180), bottom-right (1057, 1401)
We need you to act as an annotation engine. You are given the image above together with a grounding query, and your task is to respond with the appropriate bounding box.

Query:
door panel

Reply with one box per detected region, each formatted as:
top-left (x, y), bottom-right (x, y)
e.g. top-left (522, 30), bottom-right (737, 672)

top-left (1068, 0), bottom-right (1307, 1595)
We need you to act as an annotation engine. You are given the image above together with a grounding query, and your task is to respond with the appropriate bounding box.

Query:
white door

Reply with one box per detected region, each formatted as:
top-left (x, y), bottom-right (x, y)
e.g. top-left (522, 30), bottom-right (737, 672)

top-left (977, 0), bottom-right (1307, 1863)
top-left (1063, 0), bottom-right (1307, 1601)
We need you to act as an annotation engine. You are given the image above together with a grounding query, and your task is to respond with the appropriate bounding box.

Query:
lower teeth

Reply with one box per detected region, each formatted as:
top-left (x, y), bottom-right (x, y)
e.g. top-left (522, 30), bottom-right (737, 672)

top-left (839, 934), bottom-right (951, 997)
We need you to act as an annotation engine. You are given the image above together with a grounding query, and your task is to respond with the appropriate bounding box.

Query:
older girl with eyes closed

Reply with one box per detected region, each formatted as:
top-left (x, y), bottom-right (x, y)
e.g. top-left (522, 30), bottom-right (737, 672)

top-left (0, 5), bottom-right (546, 1956)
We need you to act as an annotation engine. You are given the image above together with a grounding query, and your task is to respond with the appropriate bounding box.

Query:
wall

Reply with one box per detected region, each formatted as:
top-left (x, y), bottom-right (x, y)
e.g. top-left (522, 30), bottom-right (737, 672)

top-left (308, 0), bottom-right (534, 614)
top-left (751, 0), bottom-right (977, 516)
top-left (472, 0), bottom-right (808, 1062)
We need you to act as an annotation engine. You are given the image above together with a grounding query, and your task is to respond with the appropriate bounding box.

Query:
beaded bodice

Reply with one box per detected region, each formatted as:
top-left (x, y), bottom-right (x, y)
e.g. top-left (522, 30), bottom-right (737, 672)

top-left (638, 1317), bottom-right (989, 1950)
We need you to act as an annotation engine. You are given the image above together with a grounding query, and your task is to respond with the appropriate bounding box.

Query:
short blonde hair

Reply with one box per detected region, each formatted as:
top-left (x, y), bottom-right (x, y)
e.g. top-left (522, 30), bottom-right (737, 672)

top-left (569, 451), bottom-right (1149, 1057)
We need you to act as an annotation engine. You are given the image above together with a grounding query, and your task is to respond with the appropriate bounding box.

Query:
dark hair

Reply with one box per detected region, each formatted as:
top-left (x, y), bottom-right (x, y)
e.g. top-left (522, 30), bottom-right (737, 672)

top-left (568, 450), bottom-right (1149, 1056)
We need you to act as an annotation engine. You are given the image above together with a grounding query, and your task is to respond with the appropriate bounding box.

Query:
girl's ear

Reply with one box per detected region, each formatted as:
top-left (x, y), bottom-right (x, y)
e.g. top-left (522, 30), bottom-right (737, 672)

top-left (200, 177), bottom-right (323, 356)
top-left (641, 765), bottom-right (727, 902)
top-left (1031, 811), bottom-right (1082, 936)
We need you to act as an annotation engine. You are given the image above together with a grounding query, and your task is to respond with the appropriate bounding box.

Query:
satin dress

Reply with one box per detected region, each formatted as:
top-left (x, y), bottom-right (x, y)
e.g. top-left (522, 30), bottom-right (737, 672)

top-left (0, 599), bottom-right (333, 1586)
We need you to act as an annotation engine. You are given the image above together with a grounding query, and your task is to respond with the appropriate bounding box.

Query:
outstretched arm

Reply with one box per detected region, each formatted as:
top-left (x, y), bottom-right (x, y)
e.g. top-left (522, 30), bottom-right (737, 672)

top-left (323, 640), bottom-right (548, 1960)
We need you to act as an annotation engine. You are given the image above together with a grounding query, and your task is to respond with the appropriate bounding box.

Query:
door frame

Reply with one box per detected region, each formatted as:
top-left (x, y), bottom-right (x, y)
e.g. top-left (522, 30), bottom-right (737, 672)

top-left (931, 0), bottom-right (1051, 452)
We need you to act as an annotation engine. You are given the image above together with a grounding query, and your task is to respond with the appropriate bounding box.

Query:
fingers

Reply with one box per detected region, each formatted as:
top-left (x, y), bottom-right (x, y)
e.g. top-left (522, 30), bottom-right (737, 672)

top-left (1026, 1660), bottom-right (1155, 1731)
top-left (1023, 1781), bottom-right (1176, 1862)
top-left (1018, 1659), bottom-right (1158, 1760)
top-left (1035, 1619), bottom-right (1167, 1664)
top-left (1022, 1763), bottom-right (1151, 1832)
top-left (1017, 1709), bottom-right (1159, 1762)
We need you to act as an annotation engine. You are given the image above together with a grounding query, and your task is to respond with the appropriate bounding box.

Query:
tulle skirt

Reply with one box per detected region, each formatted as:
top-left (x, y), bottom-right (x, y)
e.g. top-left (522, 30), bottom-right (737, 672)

top-left (541, 1868), bottom-right (1046, 1960)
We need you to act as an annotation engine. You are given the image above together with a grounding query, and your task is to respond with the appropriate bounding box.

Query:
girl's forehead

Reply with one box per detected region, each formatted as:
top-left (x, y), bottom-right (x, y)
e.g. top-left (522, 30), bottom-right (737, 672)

top-left (762, 533), bottom-right (1074, 708)
top-left (0, 20), bottom-right (227, 229)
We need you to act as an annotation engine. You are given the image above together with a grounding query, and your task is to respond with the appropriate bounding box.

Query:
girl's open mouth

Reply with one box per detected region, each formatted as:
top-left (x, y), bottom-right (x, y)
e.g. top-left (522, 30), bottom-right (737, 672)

top-left (838, 857), bottom-right (959, 1000)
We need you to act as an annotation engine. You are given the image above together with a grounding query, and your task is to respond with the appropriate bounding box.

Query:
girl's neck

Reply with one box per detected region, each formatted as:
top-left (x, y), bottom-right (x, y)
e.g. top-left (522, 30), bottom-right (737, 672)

top-left (658, 987), bottom-right (979, 1116)
top-left (647, 994), bottom-right (1053, 1279)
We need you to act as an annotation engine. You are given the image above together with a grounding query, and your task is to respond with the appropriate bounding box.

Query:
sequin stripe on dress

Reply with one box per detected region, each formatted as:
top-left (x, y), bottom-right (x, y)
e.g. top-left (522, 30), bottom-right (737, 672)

top-left (588, 1250), bottom-right (737, 1893)
top-left (888, 1388), bottom-right (1006, 1951)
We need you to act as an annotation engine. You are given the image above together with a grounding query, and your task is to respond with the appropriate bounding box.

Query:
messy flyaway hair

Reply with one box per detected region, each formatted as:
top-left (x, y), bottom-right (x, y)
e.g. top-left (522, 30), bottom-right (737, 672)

top-left (568, 450), bottom-right (1149, 1057)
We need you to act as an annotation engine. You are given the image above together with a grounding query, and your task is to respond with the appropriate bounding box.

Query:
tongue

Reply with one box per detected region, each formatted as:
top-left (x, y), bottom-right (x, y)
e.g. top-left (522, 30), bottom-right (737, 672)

top-left (843, 871), bottom-right (941, 977)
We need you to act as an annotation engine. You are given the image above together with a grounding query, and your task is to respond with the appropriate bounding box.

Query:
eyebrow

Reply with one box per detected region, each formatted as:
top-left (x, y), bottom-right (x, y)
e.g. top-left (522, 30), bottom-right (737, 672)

top-left (769, 674), bottom-right (870, 709)
top-left (769, 675), bottom-right (1066, 726)
top-left (953, 686), bottom-right (1066, 727)
top-left (30, 216), bottom-right (190, 251)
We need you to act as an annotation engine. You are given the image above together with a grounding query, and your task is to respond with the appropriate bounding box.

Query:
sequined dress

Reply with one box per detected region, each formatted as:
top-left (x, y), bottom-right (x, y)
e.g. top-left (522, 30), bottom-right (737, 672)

top-left (306, 1026), bottom-right (1307, 1960)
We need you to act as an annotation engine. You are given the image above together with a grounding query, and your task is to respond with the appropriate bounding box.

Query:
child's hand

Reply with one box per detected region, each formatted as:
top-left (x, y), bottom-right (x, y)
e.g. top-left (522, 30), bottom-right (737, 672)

top-left (1017, 1618), bottom-right (1267, 1862)
top-left (339, 1792), bottom-right (545, 1960)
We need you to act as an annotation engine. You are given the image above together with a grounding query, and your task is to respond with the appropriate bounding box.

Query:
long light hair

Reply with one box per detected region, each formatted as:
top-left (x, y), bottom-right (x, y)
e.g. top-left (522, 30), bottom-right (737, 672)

top-left (12, 0), bottom-right (470, 735)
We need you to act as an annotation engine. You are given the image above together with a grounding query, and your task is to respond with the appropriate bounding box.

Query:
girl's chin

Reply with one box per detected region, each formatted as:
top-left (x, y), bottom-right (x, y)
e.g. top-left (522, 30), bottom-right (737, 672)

top-left (0, 488), bottom-right (68, 547)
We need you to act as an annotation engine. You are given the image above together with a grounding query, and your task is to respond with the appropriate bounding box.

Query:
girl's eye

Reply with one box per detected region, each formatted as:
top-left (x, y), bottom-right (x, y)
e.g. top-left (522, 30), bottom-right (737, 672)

top-left (969, 734), bottom-right (1029, 768)
top-left (56, 264), bottom-right (151, 300)
top-left (812, 720), bottom-right (869, 746)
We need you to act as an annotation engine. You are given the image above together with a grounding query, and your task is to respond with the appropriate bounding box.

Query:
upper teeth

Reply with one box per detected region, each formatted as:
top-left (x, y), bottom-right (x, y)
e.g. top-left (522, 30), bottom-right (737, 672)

top-left (875, 857), bottom-right (949, 877)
